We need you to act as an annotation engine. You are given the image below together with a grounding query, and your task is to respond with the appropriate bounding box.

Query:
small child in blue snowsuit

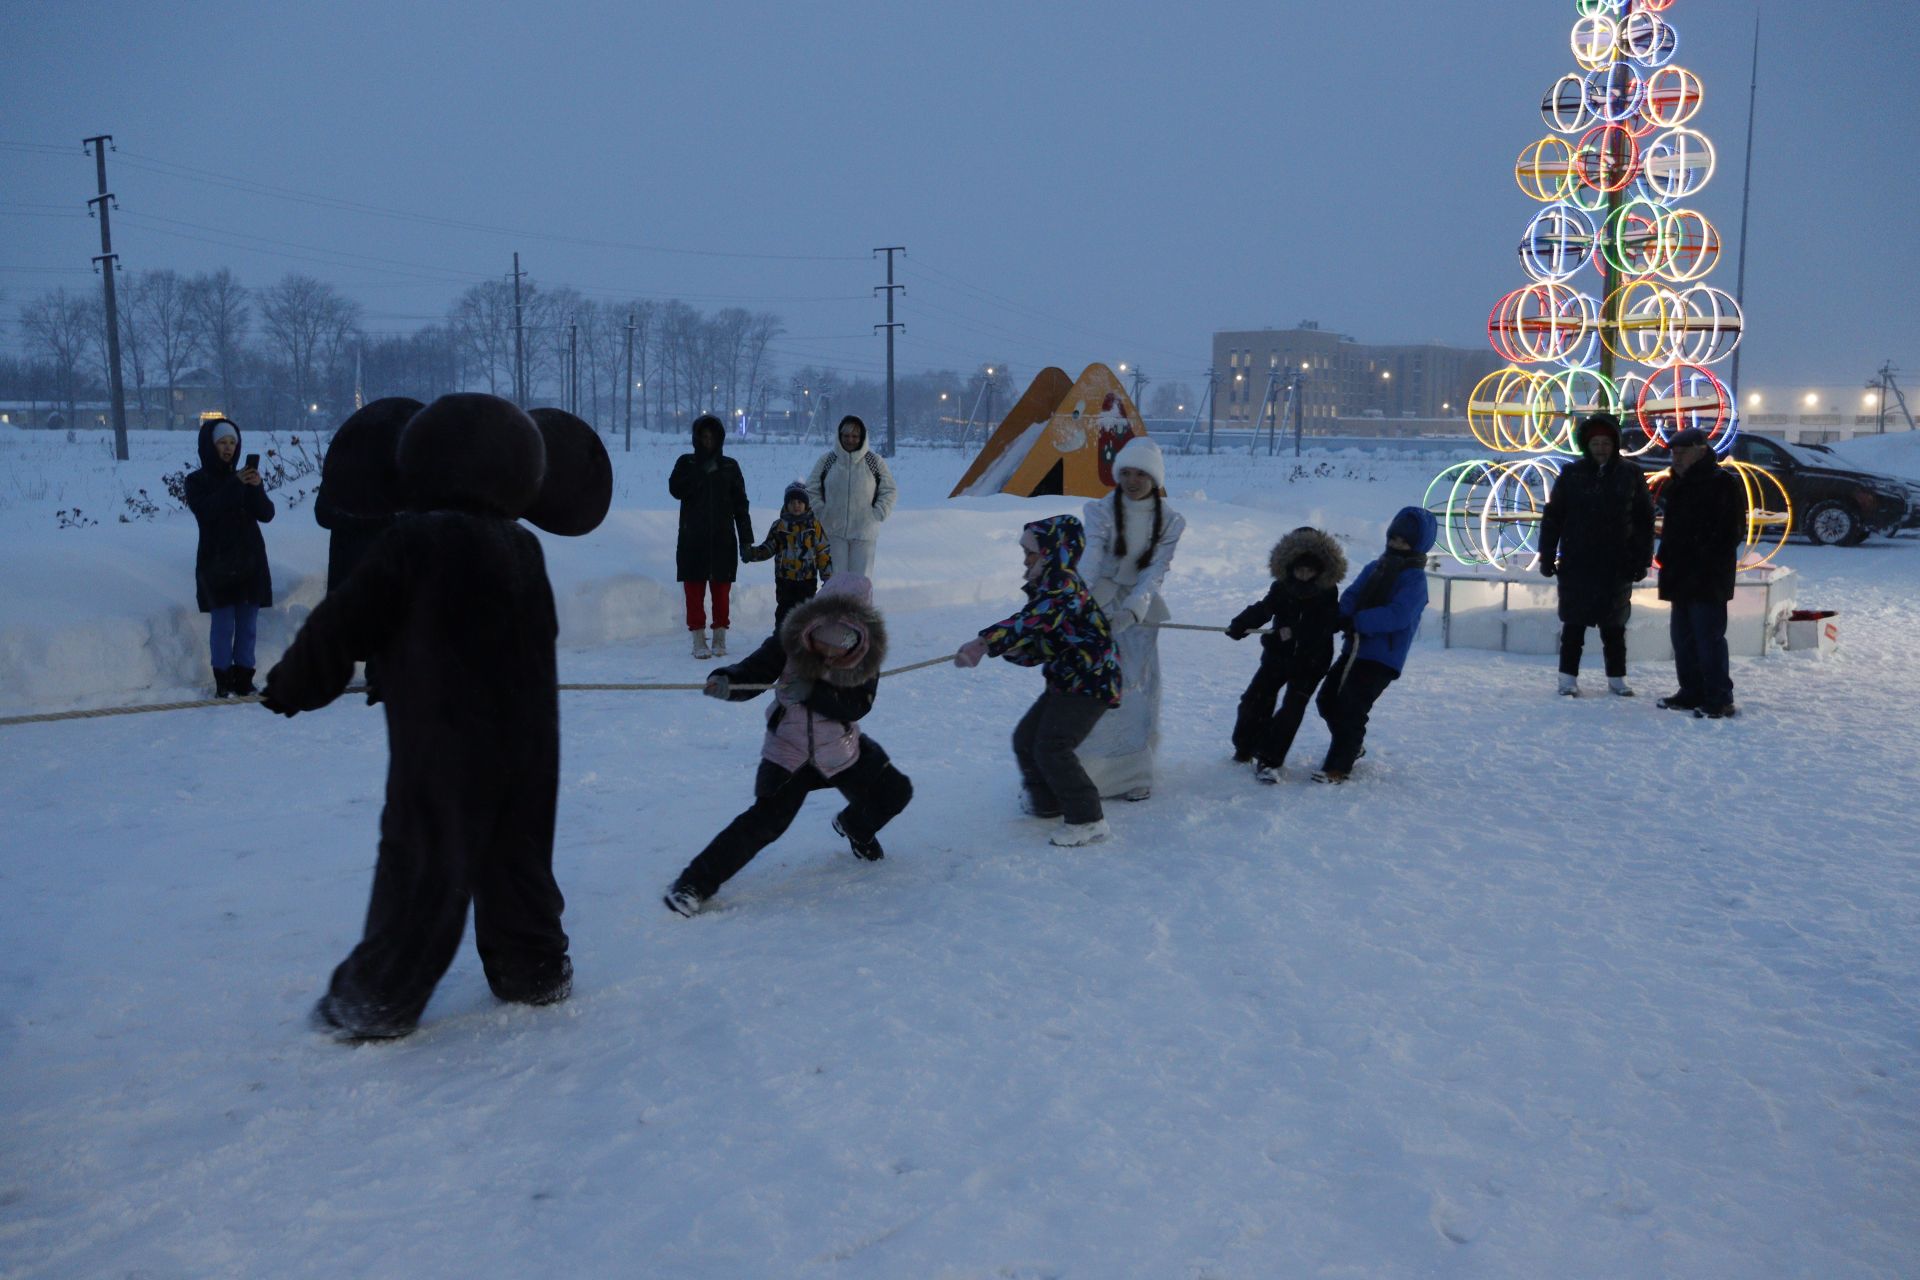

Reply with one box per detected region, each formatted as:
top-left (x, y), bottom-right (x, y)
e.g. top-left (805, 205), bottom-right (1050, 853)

top-left (1313, 505), bottom-right (1437, 783)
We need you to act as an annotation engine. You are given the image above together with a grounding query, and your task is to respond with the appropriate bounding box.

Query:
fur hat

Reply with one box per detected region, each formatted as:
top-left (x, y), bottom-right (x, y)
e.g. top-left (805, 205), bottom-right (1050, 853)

top-left (398, 393), bottom-right (546, 518)
top-left (322, 397), bottom-right (421, 519)
top-left (783, 479), bottom-right (811, 509)
top-left (1668, 426), bottom-right (1711, 450)
top-left (523, 408), bottom-right (612, 537)
top-left (1268, 526), bottom-right (1346, 589)
top-left (781, 573), bottom-right (885, 685)
top-left (1111, 435), bottom-right (1166, 491)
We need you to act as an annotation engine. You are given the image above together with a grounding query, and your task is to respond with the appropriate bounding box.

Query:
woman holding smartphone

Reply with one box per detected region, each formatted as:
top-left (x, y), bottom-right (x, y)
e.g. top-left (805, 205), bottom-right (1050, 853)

top-left (185, 416), bottom-right (275, 697)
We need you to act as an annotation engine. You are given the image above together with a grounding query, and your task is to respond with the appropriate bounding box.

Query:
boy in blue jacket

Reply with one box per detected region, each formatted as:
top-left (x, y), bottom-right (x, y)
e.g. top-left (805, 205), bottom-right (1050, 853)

top-left (1313, 506), bottom-right (1437, 783)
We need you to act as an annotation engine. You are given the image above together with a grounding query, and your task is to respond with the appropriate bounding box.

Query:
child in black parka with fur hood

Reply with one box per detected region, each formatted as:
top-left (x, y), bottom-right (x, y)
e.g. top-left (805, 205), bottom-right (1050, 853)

top-left (262, 393), bottom-right (590, 1041)
top-left (1226, 526), bottom-right (1347, 781)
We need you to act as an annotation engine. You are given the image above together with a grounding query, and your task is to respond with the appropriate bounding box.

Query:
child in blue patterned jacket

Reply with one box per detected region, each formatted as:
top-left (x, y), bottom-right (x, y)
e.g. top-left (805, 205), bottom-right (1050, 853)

top-left (955, 514), bottom-right (1121, 846)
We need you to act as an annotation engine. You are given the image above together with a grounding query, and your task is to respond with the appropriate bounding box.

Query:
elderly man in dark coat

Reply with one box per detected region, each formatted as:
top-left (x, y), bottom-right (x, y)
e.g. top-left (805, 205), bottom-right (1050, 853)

top-left (1652, 426), bottom-right (1748, 719)
top-left (669, 413), bottom-right (753, 659)
top-left (262, 394), bottom-right (598, 1041)
top-left (1538, 412), bottom-right (1655, 697)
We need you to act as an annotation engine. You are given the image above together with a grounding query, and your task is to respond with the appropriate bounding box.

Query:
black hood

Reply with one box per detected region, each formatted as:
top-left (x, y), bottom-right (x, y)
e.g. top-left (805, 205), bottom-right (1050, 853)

top-left (691, 414), bottom-right (726, 454)
top-left (196, 417), bottom-right (242, 472)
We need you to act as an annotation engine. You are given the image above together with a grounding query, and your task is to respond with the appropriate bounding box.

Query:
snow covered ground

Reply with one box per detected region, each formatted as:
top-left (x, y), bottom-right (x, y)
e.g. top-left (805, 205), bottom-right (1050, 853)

top-left (3, 427), bottom-right (1918, 1278)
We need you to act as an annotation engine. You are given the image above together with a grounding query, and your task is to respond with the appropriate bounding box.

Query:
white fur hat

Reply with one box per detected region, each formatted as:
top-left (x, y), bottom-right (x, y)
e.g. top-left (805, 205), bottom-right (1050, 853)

top-left (1112, 435), bottom-right (1165, 490)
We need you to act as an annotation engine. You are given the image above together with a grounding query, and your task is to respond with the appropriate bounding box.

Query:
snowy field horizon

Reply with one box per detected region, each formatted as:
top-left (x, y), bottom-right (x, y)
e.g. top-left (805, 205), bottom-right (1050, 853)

top-left (4, 426), bottom-right (1918, 1276)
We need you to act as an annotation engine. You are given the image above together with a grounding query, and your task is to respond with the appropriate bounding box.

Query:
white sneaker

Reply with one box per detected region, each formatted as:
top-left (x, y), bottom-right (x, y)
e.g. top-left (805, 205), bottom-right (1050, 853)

top-left (1609, 676), bottom-right (1635, 697)
top-left (691, 630), bottom-right (711, 660)
top-left (1050, 818), bottom-right (1110, 847)
top-left (1122, 786), bottom-right (1151, 802)
top-left (710, 627), bottom-right (728, 657)
top-left (1255, 763), bottom-right (1283, 785)
top-left (1558, 673), bottom-right (1580, 697)
top-left (663, 885), bottom-right (708, 917)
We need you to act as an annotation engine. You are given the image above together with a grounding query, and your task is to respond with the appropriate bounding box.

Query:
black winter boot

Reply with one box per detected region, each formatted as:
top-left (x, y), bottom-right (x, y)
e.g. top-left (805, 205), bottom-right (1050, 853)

top-left (229, 666), bottom-right (257, 696)
top-left (212, 667), bottom-right (233, 698)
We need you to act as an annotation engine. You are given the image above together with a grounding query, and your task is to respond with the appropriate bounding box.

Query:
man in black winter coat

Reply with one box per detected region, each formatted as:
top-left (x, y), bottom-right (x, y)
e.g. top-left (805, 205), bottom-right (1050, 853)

top-left (669, 413), bottom-right (753, 659)
top-left (1653, 427), bottom-right (1748, 718)
top-left (1538, 413), bottom-right (1655, 697)
top-left (184, 416), bottom-right (275, 697)
top-left (262, 394), bottom-right (573, 1041)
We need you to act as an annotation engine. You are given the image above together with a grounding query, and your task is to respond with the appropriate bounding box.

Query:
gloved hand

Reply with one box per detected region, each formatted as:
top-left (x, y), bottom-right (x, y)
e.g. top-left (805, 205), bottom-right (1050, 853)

top-left (1110, 605), bottom-right (1140, 635)
top-left (1539, 558), bottom-right (1557, 579)
top-left (1634, 564), bottom-right (1650, 582)
top-left (1277, 626), bottom-right (1292, 642)
top-left (259, 687), bottom-right (298, 718)
top-left (1225, 622), bottom-right (1248, 641)
top-left (704, 673), bottom-right (731, 700)
top-left (954, 637), bottom-right (987, 669)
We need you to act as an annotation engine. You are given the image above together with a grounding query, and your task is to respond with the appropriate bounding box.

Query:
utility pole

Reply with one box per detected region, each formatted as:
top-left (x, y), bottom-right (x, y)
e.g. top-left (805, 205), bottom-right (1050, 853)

top-left (1206, 366), bottom-right (1217, 454)
top-left (1728, 11), bottom-right (1761, 413)
top-left (82, 135), bottom-right (129, 461)
top-left (1294, 369), bottom-right (1307, 457)
top-left (1129, 365), bottom-right (1148, 413)
top-left (567, 313), bottom-right (579, 415)
top-left (874, 245), bottom-right (905, 456)
top-left (510, 252), bottom-right (527, 405)
top-left (624, 311), bottom-right (635, 451)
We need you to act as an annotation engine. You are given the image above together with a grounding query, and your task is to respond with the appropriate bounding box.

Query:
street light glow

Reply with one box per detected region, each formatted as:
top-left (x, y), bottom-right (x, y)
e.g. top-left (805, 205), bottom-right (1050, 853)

top-left (1803, 392), bottom-right (1819, 408)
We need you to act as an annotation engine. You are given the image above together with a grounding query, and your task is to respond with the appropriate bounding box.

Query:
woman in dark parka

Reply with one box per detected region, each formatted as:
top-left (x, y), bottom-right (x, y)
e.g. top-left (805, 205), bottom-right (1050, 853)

top-left (261, 393), bottom-right (573, 1041)
top-left (1537, 412), bottom-right (1655, 696)
top-left (668, 413), bottom-right (753, 659)
top-left (184, 416), bottom-right (274, 696)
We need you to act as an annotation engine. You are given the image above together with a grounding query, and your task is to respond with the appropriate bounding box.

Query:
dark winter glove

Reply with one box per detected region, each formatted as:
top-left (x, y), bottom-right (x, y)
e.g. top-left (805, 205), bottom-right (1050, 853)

top-left (1539, 558), bottom-right (1557, 579)
top-left (1225, 622), bottom-right (1248, 641)
top-left (1634, 564), bottom-right (1651, 582)
top-left (703, 673), bottom-right (731, 700)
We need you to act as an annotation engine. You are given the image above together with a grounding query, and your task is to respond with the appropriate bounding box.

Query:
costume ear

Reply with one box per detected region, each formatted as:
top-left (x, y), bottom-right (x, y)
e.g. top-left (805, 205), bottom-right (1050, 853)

top-left (323, 397), bottom-right (422, 517)
top-left (523, 408), bottom-right (613, 536)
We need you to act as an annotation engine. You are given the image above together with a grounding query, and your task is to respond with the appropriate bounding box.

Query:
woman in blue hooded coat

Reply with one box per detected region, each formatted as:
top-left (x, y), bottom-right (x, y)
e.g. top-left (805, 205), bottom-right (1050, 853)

top-left (1313, 505), bottom-right (1436, 783)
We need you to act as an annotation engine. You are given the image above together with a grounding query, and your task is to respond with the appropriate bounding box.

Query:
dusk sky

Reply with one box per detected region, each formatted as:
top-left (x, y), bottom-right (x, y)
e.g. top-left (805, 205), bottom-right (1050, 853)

top-left (4, 0), bottom-right (1915, 397)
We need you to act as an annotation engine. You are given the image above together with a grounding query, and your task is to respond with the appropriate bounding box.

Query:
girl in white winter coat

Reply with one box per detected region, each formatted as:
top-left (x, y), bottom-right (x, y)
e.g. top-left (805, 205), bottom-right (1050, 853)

top-left (805, 415), bottom-right (898, 578)
top-left (1075, 435), bottom-right (1186, 801)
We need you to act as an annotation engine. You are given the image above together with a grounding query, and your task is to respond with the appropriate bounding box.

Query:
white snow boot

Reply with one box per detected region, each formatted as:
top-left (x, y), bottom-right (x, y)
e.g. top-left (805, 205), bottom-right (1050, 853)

top-left (1558, 672), bottom-right (1580, 697)
top-left (691, 630), bottom-right (711, 660)
top-left (709, 627), bottom-right (728, 658)
top-left (1609, 676), bottom-right (1635, 697)
top-left (1050, 817), bottom-right (1111, 847)
top-left (1255, 763), bottom-right (1283, 785)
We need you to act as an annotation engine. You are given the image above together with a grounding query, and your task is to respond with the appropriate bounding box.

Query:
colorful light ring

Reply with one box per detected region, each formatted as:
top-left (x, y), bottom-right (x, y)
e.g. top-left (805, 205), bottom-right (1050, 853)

top-left (1641, 127), bottom-right (1716, 200)
top-left (1644, 65), bottom-right (1703, 127)
top-left (1517, 137), bottom-right (1579, 201)
top-left (1636, 362), bottom-right (1733, 447)
top-left (1530, 367), bottom-right (1621, 452)
top-left (1425, 458), bottom-right (1561, 570)
top-left (1489, 284), bottom-right (1597, 366)
top-left (1518, 203), bottom-right (1597, 282)
top-left (1468, 368), bottom-right (1550, 453)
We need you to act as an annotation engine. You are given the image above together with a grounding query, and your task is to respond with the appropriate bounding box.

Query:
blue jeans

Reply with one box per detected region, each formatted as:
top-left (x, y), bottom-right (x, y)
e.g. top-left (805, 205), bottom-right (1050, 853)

top-left (1669, 599), bottom-right (1732, 707)
top-left (209, 604), bottom-right (259, 669)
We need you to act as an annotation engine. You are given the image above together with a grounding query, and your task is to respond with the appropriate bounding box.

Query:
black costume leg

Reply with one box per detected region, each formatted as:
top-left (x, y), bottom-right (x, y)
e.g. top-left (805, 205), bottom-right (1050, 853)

top-left (677, 761), bottom-right (821, 897)
top-left (472, 769), bottom-right (571, 1005)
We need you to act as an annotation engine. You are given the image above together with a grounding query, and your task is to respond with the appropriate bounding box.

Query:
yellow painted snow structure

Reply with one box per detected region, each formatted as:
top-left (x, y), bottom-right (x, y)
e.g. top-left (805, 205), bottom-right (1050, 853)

top-left (949, 364), bottom-right (1148, 499)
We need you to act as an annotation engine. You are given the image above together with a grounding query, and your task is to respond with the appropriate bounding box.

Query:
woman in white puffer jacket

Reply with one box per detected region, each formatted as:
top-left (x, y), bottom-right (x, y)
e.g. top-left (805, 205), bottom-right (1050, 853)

top-left (805, 414), bottom-right (898, 578)
top-left (1076, 435), bottom-right (1185, 801)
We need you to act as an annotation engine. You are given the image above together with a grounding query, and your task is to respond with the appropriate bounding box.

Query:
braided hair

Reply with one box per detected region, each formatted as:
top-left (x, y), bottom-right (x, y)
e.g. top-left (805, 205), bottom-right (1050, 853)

top-left (1109, 486), bottom-right (1165, 572)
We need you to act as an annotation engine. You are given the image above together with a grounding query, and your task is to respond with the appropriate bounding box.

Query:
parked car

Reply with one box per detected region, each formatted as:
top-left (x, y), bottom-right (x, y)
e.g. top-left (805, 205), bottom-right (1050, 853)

top-left (1624, 431), bottom-right (1918, 545)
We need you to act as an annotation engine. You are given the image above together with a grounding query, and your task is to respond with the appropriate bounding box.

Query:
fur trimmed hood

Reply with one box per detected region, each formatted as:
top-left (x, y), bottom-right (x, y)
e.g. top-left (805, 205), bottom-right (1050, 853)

top-left (779, 577), bottom-right (887, 686)
top-left (1267, 526), bottom-right (1346, 589)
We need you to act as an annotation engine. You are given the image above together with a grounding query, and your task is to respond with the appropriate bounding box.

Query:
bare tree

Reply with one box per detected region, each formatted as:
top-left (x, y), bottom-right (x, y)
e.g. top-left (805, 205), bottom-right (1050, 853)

top-left (259, 274), bottom-right (361, 418)
top-left (17, 289), bottom-right (98, 427)
top-left (116, 276), bottom-right (154, 427)
top-left (131, 269), bottom-right (204, 428)
top-left (1147, 381), bottom-right (1196, 419)
top-left (189, 269), bottom-right (250, 415)
top-left (446, 279), bottom-right (516, 394)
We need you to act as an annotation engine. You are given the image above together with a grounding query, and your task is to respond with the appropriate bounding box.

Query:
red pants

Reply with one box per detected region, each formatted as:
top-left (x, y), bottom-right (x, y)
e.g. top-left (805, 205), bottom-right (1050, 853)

top-left (683, 580), bottom-right (732, 631)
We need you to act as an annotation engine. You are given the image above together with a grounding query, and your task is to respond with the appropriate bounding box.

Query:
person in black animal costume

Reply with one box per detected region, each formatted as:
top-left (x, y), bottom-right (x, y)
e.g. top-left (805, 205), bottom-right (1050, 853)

top-left (261, 394), bottom-right (610, 1041)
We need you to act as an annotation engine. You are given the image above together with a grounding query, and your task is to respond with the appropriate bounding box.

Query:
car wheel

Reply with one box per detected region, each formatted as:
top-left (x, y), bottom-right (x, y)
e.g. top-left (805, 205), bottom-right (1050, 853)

top-left (1840, 524), bottom-right (1872, 546)
top-left (1804, 499), bottom-right (1861, 546)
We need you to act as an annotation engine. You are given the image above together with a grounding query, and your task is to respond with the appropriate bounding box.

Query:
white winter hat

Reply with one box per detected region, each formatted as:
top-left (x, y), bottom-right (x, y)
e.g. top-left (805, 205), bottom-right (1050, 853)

top-left (209, 421), bottom-right (239, 446)
top-left (1111, 435), bottom-right (1165, 490)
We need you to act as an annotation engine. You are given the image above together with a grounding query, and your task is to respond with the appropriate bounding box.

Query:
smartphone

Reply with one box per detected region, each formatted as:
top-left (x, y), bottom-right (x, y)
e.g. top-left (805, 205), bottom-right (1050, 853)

top-left (244, 453), bottom-right (259, 471)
